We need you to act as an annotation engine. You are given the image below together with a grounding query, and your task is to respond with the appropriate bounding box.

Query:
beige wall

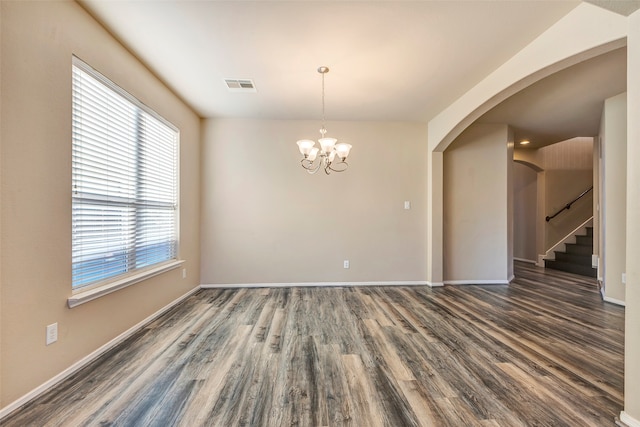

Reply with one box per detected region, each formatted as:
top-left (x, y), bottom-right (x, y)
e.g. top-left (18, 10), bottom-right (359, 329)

top-left (506, 131), bottom-right (514, 279)
top-left (201, 119), bottom-right (427, 284)
top-left (543, 170), bottom-right (593, 246)
top-left (0, 0), bottom-right (3, 405)
top-left (513, 162), bottom-right (537, 261)
top-left (426, 3), bottom-right (626, 284)
top-left (443, 123), bottom-right (512, 283)
top-left (426, 150), bottom-right (444, 286)
top-left (513, 148), bottom-right (543, 170)
top-left (625, 8), bottom-right (640, 422)
top-left (593, 137), bottom-right (601, 267)
top-left (540, 138), bottom-right (593, 251)
top-left (0, 1), bottom-right (201, 408)
top-left (540, 137), bottom-right (593, 170)
top-left (601, 92), bottom-right (627, 304)
top-left (1, 0), bottom-right (638, 421)
top-left (515, 139), bottom-right (593, 263)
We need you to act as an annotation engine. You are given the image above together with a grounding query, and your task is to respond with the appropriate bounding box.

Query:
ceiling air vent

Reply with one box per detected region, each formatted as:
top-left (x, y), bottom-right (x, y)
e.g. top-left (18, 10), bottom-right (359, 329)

top-left (224, 79), bottom-right (257, 93)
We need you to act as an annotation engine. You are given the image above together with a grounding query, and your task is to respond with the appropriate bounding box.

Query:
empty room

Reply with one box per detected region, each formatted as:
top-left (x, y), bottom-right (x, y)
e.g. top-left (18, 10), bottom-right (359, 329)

top-left (1, 0), bottom-right (640, 426)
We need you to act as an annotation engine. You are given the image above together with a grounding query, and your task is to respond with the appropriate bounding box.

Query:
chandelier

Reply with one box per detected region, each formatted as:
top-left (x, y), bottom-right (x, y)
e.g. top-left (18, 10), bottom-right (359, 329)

top-left (296, 66), bottom-right (352, 174)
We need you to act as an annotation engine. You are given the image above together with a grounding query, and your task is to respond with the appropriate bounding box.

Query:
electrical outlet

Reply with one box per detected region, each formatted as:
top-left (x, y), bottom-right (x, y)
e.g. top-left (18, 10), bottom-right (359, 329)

top-left (622, 273), bottom-right (626, 284)
top-left (182, 268), bottom-right (187, 279)
top-left (404, 201), bottom-right (411, 210)
top-left (46, 323), bottom-right (58, 345)
top-left (344, 260), bottom-right (350, 269)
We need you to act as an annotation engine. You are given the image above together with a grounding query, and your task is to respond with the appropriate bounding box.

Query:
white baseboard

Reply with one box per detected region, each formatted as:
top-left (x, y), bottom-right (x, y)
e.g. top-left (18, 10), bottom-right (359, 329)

top-left (201, 280), bottom-right (429, 289)
top-left (443, 279), bottom-right (510, 285)
top-left (621, 411), bottom-right (640, 427)
top-left (0, 286), bottom-right (201, 421)
top-left (426, 281), bottom-right (444, 287)
top-left (603, 296), bottom-right (626, 307)
top-left (514, 257), bottom-right (537, 264)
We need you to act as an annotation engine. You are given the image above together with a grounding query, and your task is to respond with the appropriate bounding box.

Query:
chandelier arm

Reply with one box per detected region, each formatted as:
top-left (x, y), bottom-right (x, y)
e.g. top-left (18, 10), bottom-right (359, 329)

top-left (301, 158), bottom-right (323, 174)
top-left (327, 160), bottom-right (349, 173)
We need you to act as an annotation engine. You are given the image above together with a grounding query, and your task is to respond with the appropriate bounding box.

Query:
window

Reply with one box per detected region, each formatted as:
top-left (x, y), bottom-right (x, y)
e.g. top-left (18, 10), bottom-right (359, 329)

top-left (72, 57), bottom-right (178, 290)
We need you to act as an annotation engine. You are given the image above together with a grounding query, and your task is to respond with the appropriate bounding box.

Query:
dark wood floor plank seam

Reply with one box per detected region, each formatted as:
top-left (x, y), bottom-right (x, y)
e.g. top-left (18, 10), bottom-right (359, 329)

top-left (435, 289), bottom-right (623, 403)
top-left (2, 263), bottom-right (624, 427)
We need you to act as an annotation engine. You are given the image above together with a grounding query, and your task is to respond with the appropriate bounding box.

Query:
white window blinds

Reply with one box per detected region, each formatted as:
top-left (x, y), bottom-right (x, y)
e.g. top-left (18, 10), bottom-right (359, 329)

top-left (72, 57), bottom-right (178, 290)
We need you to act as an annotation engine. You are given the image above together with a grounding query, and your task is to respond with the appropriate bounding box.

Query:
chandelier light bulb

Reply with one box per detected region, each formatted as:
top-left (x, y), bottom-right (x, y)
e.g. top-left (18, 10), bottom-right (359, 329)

top-left (308, 147), bottom-right (319, 161)
top-left (296, 139), bottom-right (316, 157)
top-left (319, 137), bottom-right (337, 154)
top-left (335, 143), bottom-right (352, 160)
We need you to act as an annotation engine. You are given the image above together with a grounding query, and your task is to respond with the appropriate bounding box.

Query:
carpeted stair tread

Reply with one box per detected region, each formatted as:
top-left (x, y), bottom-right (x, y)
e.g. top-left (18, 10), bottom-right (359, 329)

top-left (564, 242), bottom-right (592, 255)
top-left (545, 228), bottom-right (596, 278)
top-left (554, 251), bottom-right (592, 266)
top-left (544, 259), bottom-right (597, 278)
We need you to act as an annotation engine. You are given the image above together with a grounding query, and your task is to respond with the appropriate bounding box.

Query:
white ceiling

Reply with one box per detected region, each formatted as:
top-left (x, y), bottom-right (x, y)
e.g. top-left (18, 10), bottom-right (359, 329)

top-left (79, 0), bottom-right (637, 147)
top-left (479, 46), bottom-right (627, 146)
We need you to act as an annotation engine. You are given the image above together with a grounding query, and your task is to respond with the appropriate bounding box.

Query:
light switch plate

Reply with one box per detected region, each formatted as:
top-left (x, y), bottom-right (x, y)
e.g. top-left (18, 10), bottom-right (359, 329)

top-left (46, 323), bottom-right (58, 345)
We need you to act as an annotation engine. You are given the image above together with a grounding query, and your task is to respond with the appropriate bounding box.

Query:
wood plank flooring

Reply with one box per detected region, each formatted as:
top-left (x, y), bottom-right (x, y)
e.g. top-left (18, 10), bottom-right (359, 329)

top-left (3, 262), bottom-right (624, 426)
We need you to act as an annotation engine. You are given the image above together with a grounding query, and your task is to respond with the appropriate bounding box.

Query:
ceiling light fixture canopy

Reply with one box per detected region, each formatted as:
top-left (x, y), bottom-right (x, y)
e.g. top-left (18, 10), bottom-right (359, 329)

top-left (296, 66), bottom-right (352, 174)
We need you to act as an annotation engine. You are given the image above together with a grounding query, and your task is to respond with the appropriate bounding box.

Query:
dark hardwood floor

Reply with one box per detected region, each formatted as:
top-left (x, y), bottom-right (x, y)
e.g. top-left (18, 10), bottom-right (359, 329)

top-left (3, 262), bottom-right (624, 426)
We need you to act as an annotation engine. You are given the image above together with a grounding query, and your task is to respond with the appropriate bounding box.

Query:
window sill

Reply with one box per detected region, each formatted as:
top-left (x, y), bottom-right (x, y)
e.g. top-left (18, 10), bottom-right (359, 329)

top-left (68, 260), bottom-right (185, 308)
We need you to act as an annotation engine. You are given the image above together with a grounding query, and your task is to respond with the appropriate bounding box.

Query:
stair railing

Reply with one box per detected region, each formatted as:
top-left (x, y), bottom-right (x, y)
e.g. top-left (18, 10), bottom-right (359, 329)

top-left (545, 186), bottom-right (593, 222)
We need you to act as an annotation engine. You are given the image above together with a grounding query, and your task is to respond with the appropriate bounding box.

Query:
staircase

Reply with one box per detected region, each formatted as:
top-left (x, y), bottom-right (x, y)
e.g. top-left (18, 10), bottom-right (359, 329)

top-left (544, 227), bottom-right (597, 278)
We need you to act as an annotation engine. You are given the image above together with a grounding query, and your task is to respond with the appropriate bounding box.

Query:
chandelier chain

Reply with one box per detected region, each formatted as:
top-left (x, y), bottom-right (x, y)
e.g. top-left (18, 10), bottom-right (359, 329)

top-left (321, 70), bottom-right (326, 134)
